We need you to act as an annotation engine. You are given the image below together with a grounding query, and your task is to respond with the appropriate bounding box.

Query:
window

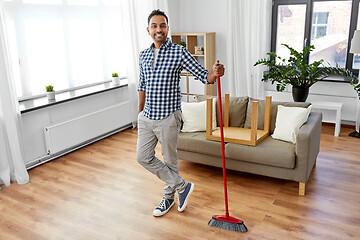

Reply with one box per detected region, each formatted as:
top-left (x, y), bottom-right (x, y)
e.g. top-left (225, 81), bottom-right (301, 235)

top-left (354, 2), bottom-right (360, 69)
top-left (276, 4), bottom-right (307, 60)
top-left (272, 0), bottom-right (360, 73)
top-left (311, 12), bottom-right (329, 40)
top-left (3, 0), bottom-right (127, 98)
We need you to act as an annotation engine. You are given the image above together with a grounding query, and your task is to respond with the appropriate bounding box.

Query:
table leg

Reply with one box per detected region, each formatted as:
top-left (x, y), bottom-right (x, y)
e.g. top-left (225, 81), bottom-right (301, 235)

top-left (335, 107), bottom-right (341, 137)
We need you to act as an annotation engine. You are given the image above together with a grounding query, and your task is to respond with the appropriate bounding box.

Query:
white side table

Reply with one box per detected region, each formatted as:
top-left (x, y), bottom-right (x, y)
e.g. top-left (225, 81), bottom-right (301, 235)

top-left (311, 102), bottom-right (343, 137)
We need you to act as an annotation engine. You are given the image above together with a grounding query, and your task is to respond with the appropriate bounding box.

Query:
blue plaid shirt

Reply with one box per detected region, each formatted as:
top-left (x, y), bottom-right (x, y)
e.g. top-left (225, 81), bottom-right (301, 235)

top-left (138, 38), bottom-right (211, 120)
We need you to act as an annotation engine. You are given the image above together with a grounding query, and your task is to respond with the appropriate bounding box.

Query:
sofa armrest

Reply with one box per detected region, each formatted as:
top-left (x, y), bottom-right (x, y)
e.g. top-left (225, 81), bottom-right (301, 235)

top-left (295, 112), bottom-right (322, 183)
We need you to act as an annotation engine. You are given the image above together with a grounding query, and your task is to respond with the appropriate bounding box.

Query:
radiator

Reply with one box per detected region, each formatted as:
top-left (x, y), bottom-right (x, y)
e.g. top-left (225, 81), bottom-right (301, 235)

top-left (44, 102), bottom-right (131, 154)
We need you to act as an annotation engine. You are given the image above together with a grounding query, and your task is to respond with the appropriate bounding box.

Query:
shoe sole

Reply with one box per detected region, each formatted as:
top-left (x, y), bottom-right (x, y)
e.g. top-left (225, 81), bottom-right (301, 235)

top-left (153, 201), bottom-right (175, 217)
top-left (178, 183), bottom-right (194, 212)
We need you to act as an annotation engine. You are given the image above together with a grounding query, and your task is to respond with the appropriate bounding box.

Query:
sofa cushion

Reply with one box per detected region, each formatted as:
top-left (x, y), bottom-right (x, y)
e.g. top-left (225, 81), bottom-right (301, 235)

top-left (178, 132), bottom-right (223, 157)
top-left (225, 137), bottom-right (296, 169)
top-left (272, 105), bottom-right (312, 144)
top-left (195, 95), bottom-right (248, 127)
top-left (181, 101), bottom-right (207, 132)
top-left (244, 98), bottom-right (311, 133)
top-left (181, 98), bottom-right (217, 132)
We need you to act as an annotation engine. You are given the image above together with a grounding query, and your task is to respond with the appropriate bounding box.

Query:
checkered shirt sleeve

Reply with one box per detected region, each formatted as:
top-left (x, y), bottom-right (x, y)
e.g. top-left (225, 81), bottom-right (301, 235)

top-left (182, 48), bottom-right (211, 84)
top-left (138, 60), bottom-right (146, 92)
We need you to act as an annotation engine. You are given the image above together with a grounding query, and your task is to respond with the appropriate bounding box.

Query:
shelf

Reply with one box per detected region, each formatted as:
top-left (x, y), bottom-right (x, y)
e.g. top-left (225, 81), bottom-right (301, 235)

top-left (181, 71), bottom-right (191, 75)
top-left (172, 32), bottom-right (216, 99)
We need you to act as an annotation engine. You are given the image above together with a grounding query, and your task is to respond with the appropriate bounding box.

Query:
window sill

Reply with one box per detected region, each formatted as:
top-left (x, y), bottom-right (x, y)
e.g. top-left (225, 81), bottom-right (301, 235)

top-left (19, 80), bottom-right (128, 114)
top-left (321, 74), bottom-right (352, 83)
top-left (263, 71), bottom-right (353, 83)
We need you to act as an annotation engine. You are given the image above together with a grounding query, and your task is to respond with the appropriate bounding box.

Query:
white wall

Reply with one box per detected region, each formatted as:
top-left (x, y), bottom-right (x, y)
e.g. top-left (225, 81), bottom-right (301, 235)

top-left (168, 0), bottom-right (231, 93)
top-left (167, 0), bottom-right (180, 35)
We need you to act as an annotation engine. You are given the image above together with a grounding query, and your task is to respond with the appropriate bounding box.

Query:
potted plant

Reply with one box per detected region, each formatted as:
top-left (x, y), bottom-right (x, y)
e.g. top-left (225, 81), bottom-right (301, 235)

top-left (112, 72), bottom-right (120, 85)
top-left (45, 85), bottom-right (55, 100)
top-left (254, 44), bottom-right (330, 102)
top-left (331, 67), bottom-right (360, 98)
top-left (194, 46), bottom-right (204, 55)
top-left (178, 41), bottom-right (186, 48)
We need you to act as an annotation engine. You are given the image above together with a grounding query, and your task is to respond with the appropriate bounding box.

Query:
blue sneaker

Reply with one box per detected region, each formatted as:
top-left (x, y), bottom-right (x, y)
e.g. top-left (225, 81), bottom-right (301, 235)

top-left (153, 198), bottom-right (174, 217)
top-left (178, 183), bottom-right (194, 212)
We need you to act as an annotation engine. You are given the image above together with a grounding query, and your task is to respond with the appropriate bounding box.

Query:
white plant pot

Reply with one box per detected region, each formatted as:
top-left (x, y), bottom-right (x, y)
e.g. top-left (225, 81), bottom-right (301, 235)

top-left (46, 91), bottom-right (55, 100)
top-left (112, 77), bottom-right (120, 85)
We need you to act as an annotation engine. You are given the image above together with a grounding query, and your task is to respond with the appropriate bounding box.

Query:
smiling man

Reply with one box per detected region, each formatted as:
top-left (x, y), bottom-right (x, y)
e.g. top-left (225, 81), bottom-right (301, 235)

top-left (136, 9), bottom-right (225, 217)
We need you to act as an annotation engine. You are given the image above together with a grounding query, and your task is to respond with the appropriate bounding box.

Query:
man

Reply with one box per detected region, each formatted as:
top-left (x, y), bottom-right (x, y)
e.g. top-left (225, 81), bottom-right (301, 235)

top-left (137, 9), bottom-right (225, 217)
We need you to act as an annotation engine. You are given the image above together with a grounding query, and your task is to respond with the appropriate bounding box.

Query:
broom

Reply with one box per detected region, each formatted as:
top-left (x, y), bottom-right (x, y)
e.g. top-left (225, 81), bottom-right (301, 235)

top-left (208, 75), bottom-right (248, 232)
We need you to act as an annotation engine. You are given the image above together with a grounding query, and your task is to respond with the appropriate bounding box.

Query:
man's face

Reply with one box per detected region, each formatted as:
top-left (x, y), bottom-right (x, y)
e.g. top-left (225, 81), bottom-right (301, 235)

top-left (147, 15), bottom-right (169, 46)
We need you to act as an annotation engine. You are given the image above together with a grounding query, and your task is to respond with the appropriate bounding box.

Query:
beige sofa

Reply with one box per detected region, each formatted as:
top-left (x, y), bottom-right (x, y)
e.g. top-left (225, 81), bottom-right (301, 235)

top-left (177, 96), bottom-right (322, 195)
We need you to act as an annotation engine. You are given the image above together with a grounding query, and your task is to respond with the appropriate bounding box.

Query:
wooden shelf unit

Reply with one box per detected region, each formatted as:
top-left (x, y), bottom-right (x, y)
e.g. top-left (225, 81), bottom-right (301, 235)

top-left (171, 32), bottom-right (216, 100)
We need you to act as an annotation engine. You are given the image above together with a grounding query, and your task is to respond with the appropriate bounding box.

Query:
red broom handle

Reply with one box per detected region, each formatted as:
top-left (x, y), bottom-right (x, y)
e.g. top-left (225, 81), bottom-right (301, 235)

top-left (216, 76), bottom-right (229, 218)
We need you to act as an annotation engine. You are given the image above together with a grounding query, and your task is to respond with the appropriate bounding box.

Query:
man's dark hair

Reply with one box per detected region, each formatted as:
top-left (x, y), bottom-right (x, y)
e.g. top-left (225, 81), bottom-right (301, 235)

top-left (148, 9), bottom-right (168, 25)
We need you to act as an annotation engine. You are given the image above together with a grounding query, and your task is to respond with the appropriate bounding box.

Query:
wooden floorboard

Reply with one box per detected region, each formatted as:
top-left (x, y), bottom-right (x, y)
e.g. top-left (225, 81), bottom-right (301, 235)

top-left (1, 123), bottom-right (360, 239)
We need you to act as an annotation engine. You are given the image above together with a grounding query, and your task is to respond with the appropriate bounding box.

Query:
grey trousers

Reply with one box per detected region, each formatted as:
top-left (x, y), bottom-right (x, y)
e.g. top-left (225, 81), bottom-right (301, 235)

top-left (136, 110), bottom-right (187, 200)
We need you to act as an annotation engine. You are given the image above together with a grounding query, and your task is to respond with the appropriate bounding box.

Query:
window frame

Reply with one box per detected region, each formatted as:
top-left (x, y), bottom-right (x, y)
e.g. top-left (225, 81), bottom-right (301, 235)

top-left (271, 0), bottom-right (360, 75)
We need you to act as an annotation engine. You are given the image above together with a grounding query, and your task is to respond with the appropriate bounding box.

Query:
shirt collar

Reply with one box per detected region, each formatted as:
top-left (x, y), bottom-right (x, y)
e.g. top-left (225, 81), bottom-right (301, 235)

top-left (150, 38), bottom-right (172, 51)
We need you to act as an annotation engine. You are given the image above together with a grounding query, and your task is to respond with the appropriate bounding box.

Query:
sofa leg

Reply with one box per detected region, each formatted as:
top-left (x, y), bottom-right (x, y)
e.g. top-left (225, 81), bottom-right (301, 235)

top-left (299, 182), bottom-right (305, 196)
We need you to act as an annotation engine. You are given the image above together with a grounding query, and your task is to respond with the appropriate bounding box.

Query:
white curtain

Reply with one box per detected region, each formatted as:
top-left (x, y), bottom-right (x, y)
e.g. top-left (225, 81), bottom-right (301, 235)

top-left (227, 0), bottom-right (272, 99)
top-left (0, 1), bottom-right (29, 189)
top-left (121, 0), bottom-right (169, 125)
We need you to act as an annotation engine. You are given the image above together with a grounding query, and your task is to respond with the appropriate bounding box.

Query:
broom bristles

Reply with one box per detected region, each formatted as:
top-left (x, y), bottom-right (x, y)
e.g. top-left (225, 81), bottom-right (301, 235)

top-left (208, 216), bottom-right (248, 232)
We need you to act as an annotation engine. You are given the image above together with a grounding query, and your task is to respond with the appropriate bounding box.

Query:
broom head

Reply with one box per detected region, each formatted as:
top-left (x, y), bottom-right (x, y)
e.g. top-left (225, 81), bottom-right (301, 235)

top-left (208, 215), bottom-right (248, 232)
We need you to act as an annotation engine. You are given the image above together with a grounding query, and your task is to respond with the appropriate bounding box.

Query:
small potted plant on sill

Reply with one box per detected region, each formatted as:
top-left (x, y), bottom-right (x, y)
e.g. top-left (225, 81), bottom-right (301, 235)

top-left (45, 85), bottom-right (55, 100)
top-left (112, 72), bottom-right (120, 85)
top-left (254, 44), bottom-right (331, 102)
top-left (178, 41), bottom-right (186, 48)
top-left (200, 47), bottom-right (204, 55)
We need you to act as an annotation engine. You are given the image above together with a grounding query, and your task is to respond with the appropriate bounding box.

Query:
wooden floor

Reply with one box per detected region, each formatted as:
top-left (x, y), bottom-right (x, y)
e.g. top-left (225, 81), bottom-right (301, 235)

top-left (1, 124), bottom-right (359, 240)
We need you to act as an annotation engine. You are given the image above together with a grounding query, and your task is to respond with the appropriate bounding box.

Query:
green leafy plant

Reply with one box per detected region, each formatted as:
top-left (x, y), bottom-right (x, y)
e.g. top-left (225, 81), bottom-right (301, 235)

top-left (201, 47), bottom-right (204, 52)
top-left (331, 66), bottom-right (360, 100)
top-left (112, 73), bottom-right (119, 77)
top-left (254, 44), bottom-right (330, 91)
top-left (45, 85), bottom-right (54, 92)
top-left (178, 41), bottom-right (186, 47)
